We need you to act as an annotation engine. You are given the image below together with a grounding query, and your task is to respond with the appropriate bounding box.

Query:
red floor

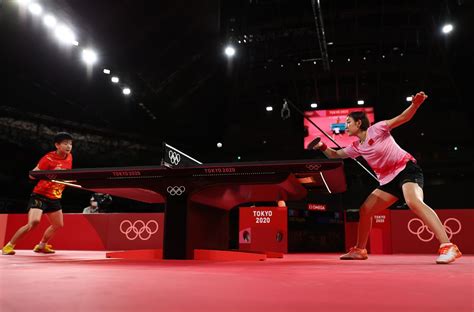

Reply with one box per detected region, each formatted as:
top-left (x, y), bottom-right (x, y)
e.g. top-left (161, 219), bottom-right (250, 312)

top-left (1, 251), bottom-right (472, 312)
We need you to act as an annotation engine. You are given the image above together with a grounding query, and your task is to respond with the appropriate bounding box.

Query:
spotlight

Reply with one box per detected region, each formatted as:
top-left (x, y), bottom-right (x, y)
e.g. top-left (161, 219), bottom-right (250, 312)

top-left (16, 0), bottom-right (31, 5)
top-left (442, 24), bottom-right (453, 34)
top-left (43, 15), bottom-right (57, 28)
top-left (111, 76), bottom-right (119, 83)
top-left (357, 100), bottom-right (365, 105)
top-left (311, 103), bottom-right (318, 108)
top-left (122, 88), bottom-right (131, 95)
top-left (103, 69), bottom-right (111, 74)
top-left (54, 25), bottom-right (76, 45)
top-left (82, 49), bottom-right (98, 65)
top-left (224, 45), bottom-right (236, 57)
top-left (28, 3), bottom-right (42, 15)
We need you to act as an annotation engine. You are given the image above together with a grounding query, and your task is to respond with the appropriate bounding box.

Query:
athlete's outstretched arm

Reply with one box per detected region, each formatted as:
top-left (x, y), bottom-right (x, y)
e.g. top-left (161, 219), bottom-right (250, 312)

top-left (312, 143), bottom-right (349, 159)
top-left (28, 166), bottom-right (40, 180)
top-left (386, 91), bottom-right (428, 129)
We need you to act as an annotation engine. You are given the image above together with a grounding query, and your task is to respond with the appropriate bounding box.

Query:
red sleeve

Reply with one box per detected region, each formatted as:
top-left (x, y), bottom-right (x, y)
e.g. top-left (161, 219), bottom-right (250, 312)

top-left (36, 154), bottom-right (51, 170)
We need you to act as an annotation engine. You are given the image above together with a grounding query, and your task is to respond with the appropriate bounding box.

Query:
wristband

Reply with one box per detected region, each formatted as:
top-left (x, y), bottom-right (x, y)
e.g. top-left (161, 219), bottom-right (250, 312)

top-left (320, 142), bottom-right (328, 152)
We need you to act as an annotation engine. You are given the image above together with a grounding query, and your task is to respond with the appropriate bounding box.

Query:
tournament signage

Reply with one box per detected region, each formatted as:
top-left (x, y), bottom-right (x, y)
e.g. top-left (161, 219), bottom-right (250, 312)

top-left (239, 206), bottom-right (287, 253)
top-left (253, 209), bottom-right (273, 223)
top-left (308, 203), bottom-right (326, 211)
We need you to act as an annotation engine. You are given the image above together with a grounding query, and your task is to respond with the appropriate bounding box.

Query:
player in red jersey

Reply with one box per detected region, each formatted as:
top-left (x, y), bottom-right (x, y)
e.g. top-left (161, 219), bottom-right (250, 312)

top-left (2, 132), bottom-right (73, 255)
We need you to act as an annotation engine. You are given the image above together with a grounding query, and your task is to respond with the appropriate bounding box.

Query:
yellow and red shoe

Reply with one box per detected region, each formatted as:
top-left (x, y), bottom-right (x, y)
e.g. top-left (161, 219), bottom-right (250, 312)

top-left (2, 243), bottom-right (16, 255)
top-left (33, 244), bottom-right (55, 254)
top-left (340, 246), bottom-right (368, 260)
top-left (436, 243), bottom-right (462, 264)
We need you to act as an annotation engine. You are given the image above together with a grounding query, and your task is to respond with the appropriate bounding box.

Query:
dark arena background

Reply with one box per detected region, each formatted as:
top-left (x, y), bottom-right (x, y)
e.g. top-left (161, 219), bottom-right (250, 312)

top-left (0, 1), bottom-right (472, 311)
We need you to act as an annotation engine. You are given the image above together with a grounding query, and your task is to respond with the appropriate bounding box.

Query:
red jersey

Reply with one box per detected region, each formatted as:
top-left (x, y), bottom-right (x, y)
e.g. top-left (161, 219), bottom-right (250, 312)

top-left (32, 151), bottom-right (73, 199)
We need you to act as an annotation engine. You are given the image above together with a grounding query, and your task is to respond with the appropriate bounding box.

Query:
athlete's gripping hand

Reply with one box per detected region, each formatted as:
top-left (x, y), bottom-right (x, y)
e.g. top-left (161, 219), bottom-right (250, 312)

top-left (307, 137), bottom-right (327, 151)
top-left (412, 91), bottom-right (428, 108)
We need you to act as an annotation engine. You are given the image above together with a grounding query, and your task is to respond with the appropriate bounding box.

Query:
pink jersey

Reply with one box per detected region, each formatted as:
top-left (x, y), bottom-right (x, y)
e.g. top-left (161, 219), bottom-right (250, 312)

top-left (342, 121), bottom-right (415, 185)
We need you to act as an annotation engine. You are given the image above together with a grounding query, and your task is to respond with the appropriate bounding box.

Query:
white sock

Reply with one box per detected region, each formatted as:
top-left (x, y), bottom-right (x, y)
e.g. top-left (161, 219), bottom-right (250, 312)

top-left (440, 243), bottom-right (452, 248)
top-left (38, 242), bottom-right (46, 248)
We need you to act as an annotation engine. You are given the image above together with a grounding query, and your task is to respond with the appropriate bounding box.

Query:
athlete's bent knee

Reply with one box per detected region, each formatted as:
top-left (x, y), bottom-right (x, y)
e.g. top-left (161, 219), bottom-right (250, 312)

top-left (359, 206), bottom-right (374, 219)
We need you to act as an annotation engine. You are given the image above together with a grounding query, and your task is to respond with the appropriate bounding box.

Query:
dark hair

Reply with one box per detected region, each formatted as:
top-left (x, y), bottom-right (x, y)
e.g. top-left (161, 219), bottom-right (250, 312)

top-left (91, 193), bottom-right (113, 207)
top-left (54, 132), bottom-right (73, 144)
top-left (347, 112), bottom-right (370, 131)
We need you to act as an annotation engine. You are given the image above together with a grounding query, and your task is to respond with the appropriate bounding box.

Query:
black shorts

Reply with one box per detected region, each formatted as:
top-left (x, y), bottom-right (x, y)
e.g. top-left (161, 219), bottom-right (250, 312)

top-left (27, 193), bottom-right (62, 213)
top-left (377, 161), bottom-right (424, 200)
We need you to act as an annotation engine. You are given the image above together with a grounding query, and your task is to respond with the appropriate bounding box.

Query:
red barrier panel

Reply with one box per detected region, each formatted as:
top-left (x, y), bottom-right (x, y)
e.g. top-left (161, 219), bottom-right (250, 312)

top-left (1, 213), bottom-right (164, 251)
top-left (239, 206), bottom-right (287, 253)
top-left (369, 210), bottom-right (392, 254)
top-left (0, 215), bottom-right (8, 248)
top-left (344, 209), bottom-right (474, 254)
top-left (106, 214), bottom-right (164, 250)
top-left (344, 210), bottom-right (392, 254)
top-left (391, 209), bottom-right (473, 254)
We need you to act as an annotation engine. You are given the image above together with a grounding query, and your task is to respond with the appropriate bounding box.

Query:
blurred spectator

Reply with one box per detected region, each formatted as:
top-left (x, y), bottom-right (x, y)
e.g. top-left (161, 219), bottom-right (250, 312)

top-left (83, 193), bottom-right (112, 214)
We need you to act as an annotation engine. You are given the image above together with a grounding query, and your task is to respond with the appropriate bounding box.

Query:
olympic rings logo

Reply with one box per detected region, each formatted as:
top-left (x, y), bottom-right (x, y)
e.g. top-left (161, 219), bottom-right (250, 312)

top-left (168, 151), bottom-right (181, 165)
top-left (119, 220), bottom-right (159, 241)
top-left (306, 164), bottom-right (322, 171)
top-left (407, 218), bottom-right (461, 242)
top-left (167, 186), bottom-right (185, 196)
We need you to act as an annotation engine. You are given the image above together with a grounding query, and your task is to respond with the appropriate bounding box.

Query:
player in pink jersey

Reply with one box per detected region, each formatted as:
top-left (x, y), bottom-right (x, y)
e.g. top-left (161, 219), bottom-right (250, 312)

top-left (2, 132), bottom-right (73, 256)
top-left (311, 92), bottom-right (461, 264)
